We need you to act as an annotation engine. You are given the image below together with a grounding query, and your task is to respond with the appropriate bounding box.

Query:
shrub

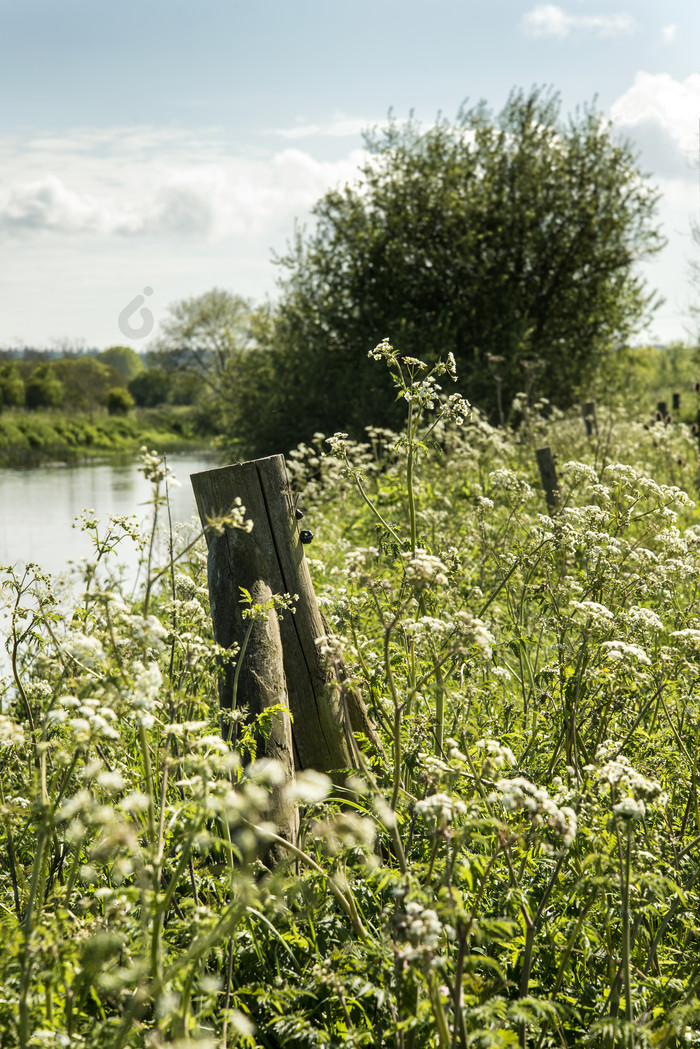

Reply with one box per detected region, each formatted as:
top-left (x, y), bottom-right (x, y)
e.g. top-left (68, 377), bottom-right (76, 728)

top-left (105, 386), bottom-right (136, 416)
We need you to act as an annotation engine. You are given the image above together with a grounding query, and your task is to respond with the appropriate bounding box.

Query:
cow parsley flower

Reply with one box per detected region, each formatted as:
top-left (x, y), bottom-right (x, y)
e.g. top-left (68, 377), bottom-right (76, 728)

top-left (489, 777), bottom-right (577, 847)
top-left (403, 550), bottom-right (449, 589)
top-left (415, 792), bottom-right (467, 825)
top-left (600, 640), bottom-right (651, 666)
top-left (0, 715), bottom-right (24, 748)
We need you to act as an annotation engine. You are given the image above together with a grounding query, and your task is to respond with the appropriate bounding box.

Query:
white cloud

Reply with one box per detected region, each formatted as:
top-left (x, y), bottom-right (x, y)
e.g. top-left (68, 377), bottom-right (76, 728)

top-left (661, 24), bottom-right (677, 43)
top-left (0, 127), bottom-right (368, 242)
top-left (274, 116), bottom-right (369, 139)
top-left (611, 72), bottom-right (700, 177)
top-left (521, 4), bottom-right (636, 40)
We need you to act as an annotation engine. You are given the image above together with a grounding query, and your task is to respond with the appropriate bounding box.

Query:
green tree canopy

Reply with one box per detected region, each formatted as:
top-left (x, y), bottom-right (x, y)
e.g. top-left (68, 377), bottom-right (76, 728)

top-left (25, 364), bottom-right (65, 410)
top-left (224, 88), bottom-right (665, 457)
top-left (150, 289), bottom-right (256, 393)
top-left (0, 363), bottom-right (25, 408)
top-left (105, 386), bottom-right (135, 416)
top-left (98, 345), bottom-right (145, 383)
top-left (50, 357), bottom-right (120, 412)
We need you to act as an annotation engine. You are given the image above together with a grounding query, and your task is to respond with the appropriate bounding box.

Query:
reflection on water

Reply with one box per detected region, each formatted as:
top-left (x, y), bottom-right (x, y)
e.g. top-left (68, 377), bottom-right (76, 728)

top-left (0, 452), bottom-right (221, 589)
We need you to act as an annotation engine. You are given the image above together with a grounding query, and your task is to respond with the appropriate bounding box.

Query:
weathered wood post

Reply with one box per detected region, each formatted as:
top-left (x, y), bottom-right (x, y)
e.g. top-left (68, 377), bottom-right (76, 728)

top-left (536, 446), bottom-right (560, 514)
top-left (581, 401), bottom-right (598, 438)
top-left (191, 456), bottom-right (379, 779)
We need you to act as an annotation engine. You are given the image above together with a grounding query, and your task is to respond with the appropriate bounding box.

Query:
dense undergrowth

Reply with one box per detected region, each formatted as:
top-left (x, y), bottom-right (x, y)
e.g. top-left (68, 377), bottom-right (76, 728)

top-left (0, 407), bottom-right (213, 467)
top-left (3, 343), bottom-right (700, 1047)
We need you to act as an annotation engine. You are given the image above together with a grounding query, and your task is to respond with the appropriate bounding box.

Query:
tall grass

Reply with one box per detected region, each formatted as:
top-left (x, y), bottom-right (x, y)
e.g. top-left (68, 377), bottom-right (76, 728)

top-left (3, 347), bottom-right (700, 1047)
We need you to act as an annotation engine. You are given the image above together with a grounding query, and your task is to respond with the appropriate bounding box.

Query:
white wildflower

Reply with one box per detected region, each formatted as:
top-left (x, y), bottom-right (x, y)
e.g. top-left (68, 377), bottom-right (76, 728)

top-left (414, 792), bottom-right (467, 825)
top-left (285, 769), bottom-right (332, 804)
top-left (97, 770), bottom-right (126, 793)
top-left (596, 752), bottom-right (666, 808)
top-left (475, 738), bottom-right (516, 773)
top-left (600, 640), bottom-right (651, 666)
top-left (120, 791), bottom-right (150, 813)
top-left (0, 715), bottom-right (24, 748)
top-left (126, 661), bottom-right (163, 726)
top-left (624, 606), bottom-right (664, 633)
top-left (451, 611), bottom-right (495, 658)
top-left (62, 631), bottom-right (105, 667)
top-left (571, 600), bottom-right (614, 626)
top-left (403, 550), bottom-right (449, 589)
top-left (489, 777), bottom-right (577, 846)
top-left (560, 461), bottom-right (599, 486)
top-left (613, 797), bottom-right (646, 821)
top-left (488, 469), bottom-right (534, 500)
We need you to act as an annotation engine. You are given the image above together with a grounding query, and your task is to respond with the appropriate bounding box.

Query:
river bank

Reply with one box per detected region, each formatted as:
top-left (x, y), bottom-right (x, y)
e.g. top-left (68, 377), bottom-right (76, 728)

top-left (0, 405), bottom-right (216, 467)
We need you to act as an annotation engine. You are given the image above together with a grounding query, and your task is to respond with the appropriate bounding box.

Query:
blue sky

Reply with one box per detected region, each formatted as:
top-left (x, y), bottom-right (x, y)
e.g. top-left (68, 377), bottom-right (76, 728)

top-left (1, 0), bottom-right (699, 348)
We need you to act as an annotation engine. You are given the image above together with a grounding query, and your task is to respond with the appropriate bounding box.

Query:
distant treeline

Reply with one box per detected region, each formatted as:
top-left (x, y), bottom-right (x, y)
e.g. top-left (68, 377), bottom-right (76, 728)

top-left (0, 344), bottom-right (203, 416)
top-left (0, 348), bottom-right (101, 361)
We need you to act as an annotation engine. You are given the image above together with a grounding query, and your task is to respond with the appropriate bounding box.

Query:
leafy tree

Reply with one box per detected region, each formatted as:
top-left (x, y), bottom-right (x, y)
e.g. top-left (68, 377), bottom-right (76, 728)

top-left (51, 357), bottom-right (120, 412)
top-left (0, 363), bottom-right (25, 408)
top-left (105, 386), bottom-right (135, 416)
top-left (98, 345), bottom-right (145, 383)
top-left (224, 88), bottom-right (664, 457)
top-left (150, 288), bottom-right (256, 393)
top-left (128, 367), bottom-right (173, 407)
top-left (25, 364), bottom-right (65, 410)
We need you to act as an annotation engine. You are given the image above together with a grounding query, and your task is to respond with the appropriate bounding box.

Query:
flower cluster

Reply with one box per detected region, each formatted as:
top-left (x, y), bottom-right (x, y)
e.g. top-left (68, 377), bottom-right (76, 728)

top-left (414, 792), bottom-right (467, 826)
top-left (593, 749), bottom-right (667, 820)
top-left (368, 338), bottom-right (399, 364)
top-left (489, 776), bottom-right (577, 847)
top-left (394, 899), bottom-right (455, 970)
top-left (600, 640), bottom-right (651, 666)
top-left (139, 447), bottom-right (179, 486)
top-left (0, 714), bottom-right (24, 748)
top-left (475, 737), bottom-right (516, 777)
top-left (49, 694), bottom-right (120, 744)
top-left (402, 549), bottom-right (449, 589)
top-left (205, 497), bottom-right (253, 536)
top-left (125, 661), bottom-right (163, 729)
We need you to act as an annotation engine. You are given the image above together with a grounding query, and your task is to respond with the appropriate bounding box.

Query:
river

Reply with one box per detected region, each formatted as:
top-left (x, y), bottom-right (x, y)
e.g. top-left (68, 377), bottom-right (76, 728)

top-left (0, 451), bottom-right (221, 590)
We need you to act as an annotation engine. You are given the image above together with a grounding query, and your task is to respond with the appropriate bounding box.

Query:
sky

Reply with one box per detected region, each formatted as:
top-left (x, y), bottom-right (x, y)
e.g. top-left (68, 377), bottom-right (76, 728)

top-left (1, 0), bottom-right (699, 350)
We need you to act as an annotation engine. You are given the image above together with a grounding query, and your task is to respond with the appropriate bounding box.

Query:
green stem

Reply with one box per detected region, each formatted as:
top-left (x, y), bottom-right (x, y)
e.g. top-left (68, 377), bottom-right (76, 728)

top-left (139, 722), bottom-right (156, 846)
top-left (0, 776), bottom-right (21, 920)
top-left (620, 821), bottom-right (633, 1023)
top-left (243, 820), bottom-right (370, 941)
top-left (433, 646), bottom-right (445, 755)
top-left (406, 421), bottom-right (418, 556)
top-left (353, 472), bottom-right (403, 547)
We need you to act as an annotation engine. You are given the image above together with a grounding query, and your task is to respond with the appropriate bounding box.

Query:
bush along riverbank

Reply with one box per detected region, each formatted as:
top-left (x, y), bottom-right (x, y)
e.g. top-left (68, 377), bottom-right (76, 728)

top-left (0, 406), bottom-right (215, 467)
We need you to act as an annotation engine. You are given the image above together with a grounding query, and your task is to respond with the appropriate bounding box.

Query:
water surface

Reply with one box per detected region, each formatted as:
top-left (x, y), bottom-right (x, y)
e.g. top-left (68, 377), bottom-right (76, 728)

top-left (0, 451), bottom-right (221, 588)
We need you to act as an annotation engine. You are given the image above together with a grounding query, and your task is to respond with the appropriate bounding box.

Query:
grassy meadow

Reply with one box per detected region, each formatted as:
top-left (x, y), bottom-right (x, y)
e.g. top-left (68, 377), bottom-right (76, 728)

top-left (3, 342), bottom-right (700, 1046)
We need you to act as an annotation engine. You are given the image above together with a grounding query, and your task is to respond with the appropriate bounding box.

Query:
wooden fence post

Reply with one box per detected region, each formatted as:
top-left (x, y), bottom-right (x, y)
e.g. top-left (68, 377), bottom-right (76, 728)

top-left (673, 392), bottom-right (681, 412)
top-left (191, 456), bottom-right (380, 777)
top-left (581, 401), bottom-right (598, 437)
top-left (536, 446), bottom-right (560, 514)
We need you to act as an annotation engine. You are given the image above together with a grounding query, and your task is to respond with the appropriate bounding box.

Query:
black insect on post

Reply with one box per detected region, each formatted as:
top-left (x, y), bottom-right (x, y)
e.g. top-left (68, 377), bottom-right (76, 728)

top-left (581, 401), bottom-right (598, 438)
top-left (536, 446), bottom-right (560, 514)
